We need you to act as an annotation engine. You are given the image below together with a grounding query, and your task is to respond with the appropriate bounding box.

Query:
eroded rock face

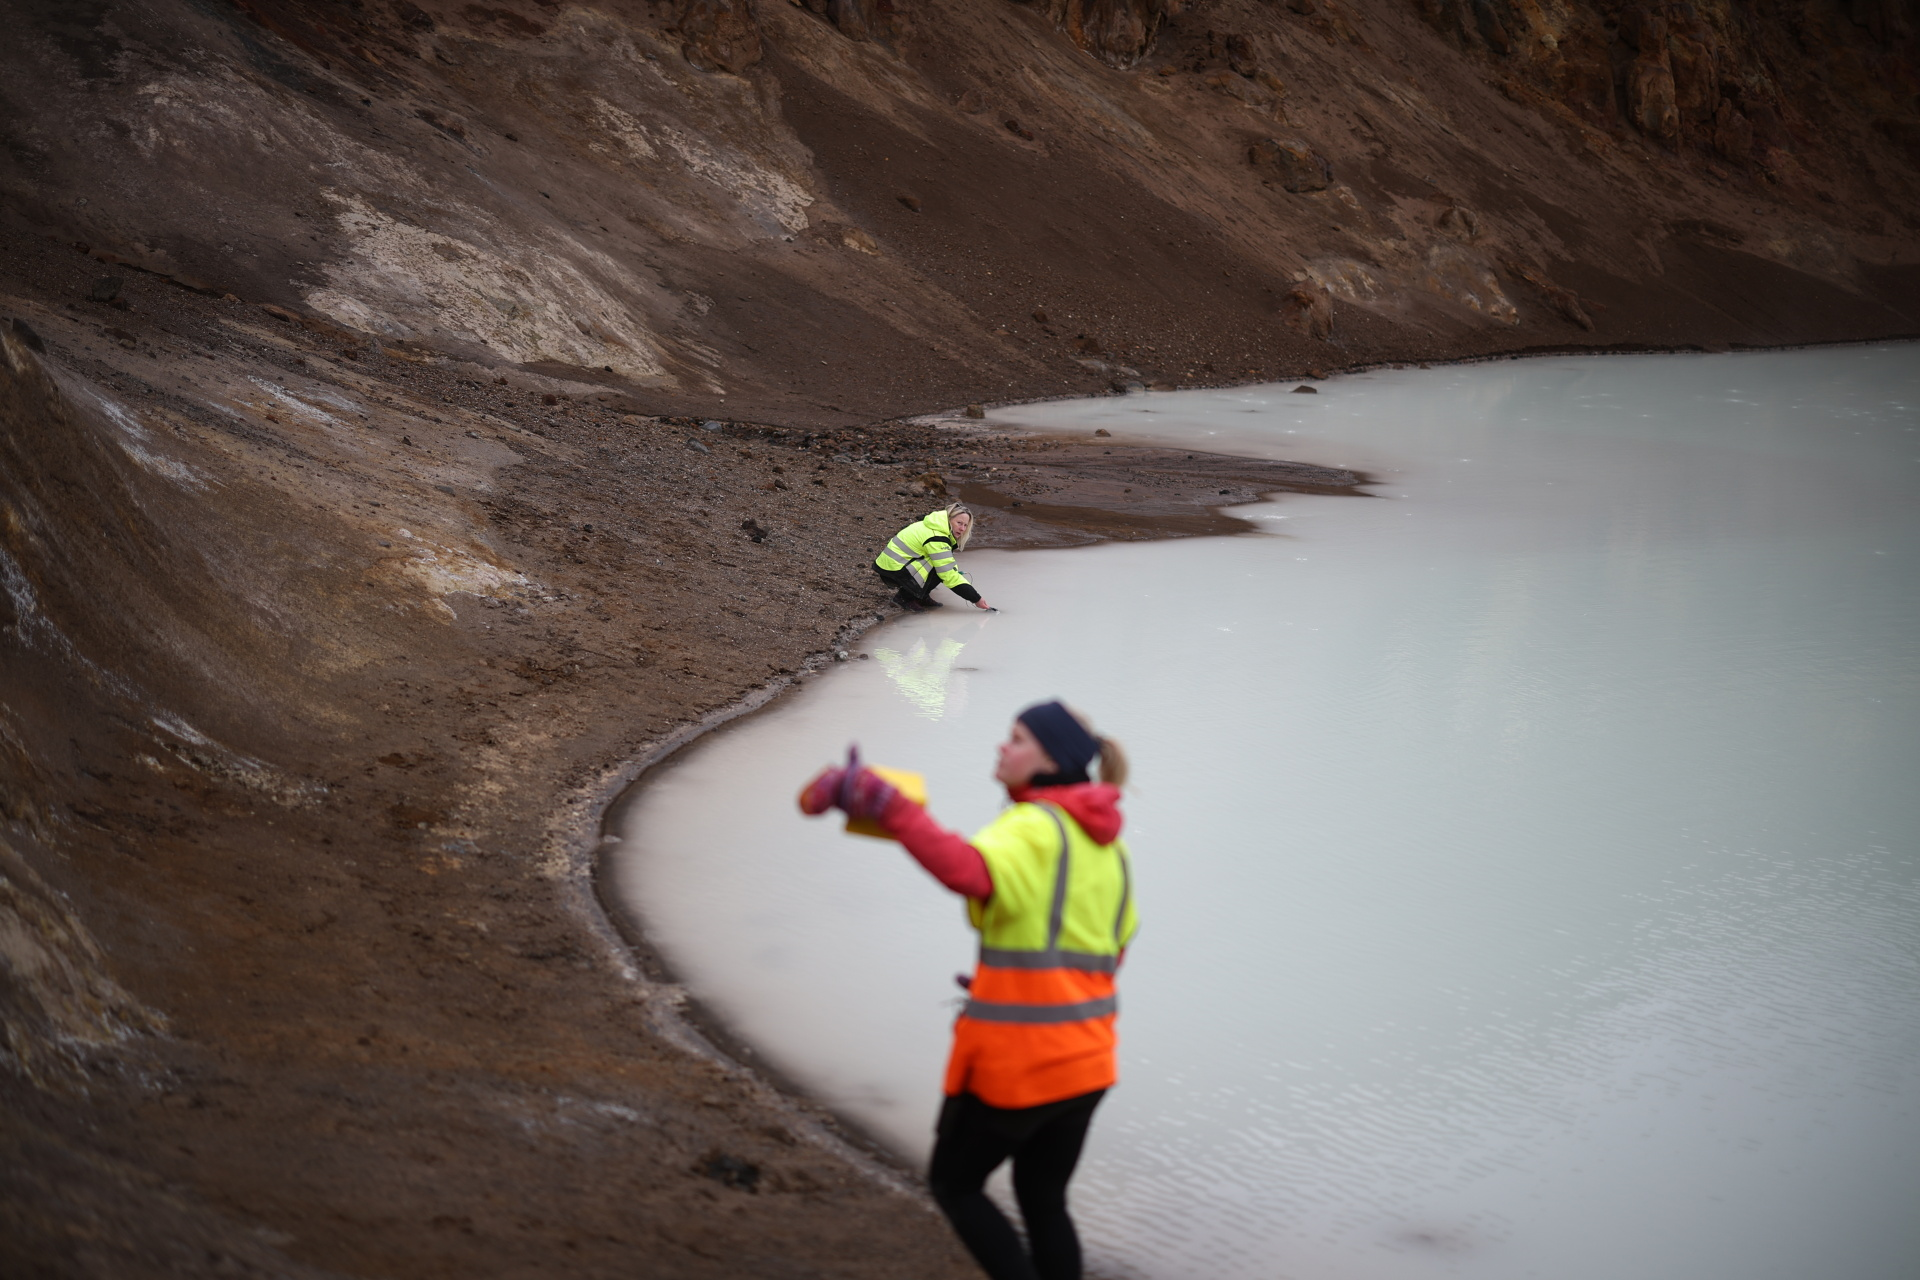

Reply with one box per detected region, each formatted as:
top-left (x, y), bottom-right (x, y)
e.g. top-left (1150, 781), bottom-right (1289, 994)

top-left (1625, 46), bottom-right (1679, 141)
top-left (680, 0), bottom-right (763, 73)
top-left (794, 0), bottom-right (907, 42)
top-left (1712, 98), bottom-right (1755, 165)
top-left (1414, 0), bottom-right (1920, 184)
top-left (1283, 280), bottom-right (1334, 339)
top-left (1040, 0), bottom-right (1177, 68)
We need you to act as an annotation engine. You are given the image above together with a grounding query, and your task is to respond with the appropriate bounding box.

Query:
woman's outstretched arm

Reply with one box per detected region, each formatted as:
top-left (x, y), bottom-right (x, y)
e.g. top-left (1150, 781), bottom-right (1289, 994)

top-left (882, 794), bottom-right (994, 899)
top-left (799, 765), bottom-right (993, 898)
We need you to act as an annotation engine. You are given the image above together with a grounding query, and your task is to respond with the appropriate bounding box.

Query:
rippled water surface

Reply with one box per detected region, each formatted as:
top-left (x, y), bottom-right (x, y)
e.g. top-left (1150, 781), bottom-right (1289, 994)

top-left (611, 347), bottom-right (1920, 1280)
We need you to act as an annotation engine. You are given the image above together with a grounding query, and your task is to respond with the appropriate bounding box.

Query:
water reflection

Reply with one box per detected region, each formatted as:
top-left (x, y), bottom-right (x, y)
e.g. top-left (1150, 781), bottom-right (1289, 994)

top-left (872, 632), bottom-right (971, 720)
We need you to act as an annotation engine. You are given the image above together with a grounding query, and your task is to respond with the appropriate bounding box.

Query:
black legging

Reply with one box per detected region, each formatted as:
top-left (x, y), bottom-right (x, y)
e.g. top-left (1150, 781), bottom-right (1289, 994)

top-left (874, 562), bottom-right (934, 603)
top-left (927, 1089), bottom-right (1106, 1280)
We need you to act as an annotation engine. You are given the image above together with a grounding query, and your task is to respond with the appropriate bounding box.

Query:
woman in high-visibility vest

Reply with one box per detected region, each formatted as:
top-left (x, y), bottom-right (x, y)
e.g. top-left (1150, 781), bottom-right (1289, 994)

top-left (801, 701), bottom-right (1135, 1280)
top-left (874, 503), bottom-right (993, 612)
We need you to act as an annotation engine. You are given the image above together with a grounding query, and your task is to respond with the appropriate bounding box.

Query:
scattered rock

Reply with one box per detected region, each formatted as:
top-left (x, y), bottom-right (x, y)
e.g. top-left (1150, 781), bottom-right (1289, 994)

top-left (1004, 118), bottom-right (1035, 140)
top-left (897, 194), bottom-right (922, 213)
top-left (1093, 428), bottom-right (1111, 437)
top-left (1292, 384), bottom-right (1318, 394)
top-left (435, 484), bottom-right (458, 495)
top-left (964, 404), bottom-right (985, 419)
top-left (740, 518), bottom-right (768, 542)
top-left (1248, 136), bottom-right (1332, 192)
top-left (841, 227), bottom-right (881, 255)
top-left (87, 276), bottom-right (123, 303)
top-left (701, 419), bottom-right (725, 431)
top-left (1030, 308), bottom-right (1050, 324)
top-left (699, 1151), bottom-right (761, 1191)
top-left (1436, 205), bottom-right (1479, 241)
top-left (687, 439), bottom-right (712, 454)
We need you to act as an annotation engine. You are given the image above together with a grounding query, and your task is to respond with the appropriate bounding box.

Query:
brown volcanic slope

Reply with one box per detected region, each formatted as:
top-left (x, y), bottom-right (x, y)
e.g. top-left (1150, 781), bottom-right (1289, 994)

top-left (1, 2), bottom-right (1916, 1278)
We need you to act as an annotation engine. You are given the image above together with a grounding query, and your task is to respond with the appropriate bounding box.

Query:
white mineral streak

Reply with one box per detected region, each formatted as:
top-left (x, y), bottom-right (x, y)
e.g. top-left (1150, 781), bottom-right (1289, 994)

top-left (87, 390), bottom-right (214, 491)
top-left (306, 193), bottom-right (672, 383)
top-left (363, 529), bottom-right (530, 620)
top-left (0, 835), bottom-right (166, 1088)
top-left (653, 126), bottom-right (814, 237)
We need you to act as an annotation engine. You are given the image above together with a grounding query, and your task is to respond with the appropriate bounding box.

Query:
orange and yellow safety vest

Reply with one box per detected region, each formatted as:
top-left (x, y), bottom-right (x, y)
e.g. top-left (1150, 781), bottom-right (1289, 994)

top-left (944, 801), bottom-right (1137, 1109)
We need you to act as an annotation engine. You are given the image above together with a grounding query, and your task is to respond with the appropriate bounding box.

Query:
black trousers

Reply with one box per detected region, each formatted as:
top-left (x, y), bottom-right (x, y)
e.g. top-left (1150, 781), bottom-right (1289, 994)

top-left (874, 562), bottom-right (935, 603)
top-left (927, 1089), bottom-right (1106, 1280)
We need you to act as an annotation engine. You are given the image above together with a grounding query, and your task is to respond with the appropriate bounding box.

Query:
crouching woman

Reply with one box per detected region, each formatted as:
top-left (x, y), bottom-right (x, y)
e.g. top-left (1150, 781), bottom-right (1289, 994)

top-left (874, 503), bottom-right (992, 611)
top-left (801, 701), bottom-right (1135, 1280)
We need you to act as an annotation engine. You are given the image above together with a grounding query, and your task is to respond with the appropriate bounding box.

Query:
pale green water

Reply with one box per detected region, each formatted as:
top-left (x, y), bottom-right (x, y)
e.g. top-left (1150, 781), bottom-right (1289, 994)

top-left (612, 346), bottom-right (1920, 1280)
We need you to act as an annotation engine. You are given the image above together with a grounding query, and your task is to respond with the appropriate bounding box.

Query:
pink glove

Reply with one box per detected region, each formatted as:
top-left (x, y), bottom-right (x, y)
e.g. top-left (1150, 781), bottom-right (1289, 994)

top-left (796, 765), bottom-right (897, 820)
top-left (798, 766), bottom-right (846, 816)
top-left (840, 767), bottom-right (898, 820)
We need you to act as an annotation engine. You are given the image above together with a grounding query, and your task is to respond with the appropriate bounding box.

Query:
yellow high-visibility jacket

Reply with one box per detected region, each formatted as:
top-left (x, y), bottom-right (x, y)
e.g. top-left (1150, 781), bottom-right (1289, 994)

top-left (947, 791), bottom-right (1137, 1108)
top-left (876, 510), bottom-right (977, 598)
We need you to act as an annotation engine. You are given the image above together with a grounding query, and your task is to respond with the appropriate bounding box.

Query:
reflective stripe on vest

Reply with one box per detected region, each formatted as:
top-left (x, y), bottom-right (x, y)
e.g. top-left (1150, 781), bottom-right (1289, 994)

top-left (961, 996), bottom-right (1118, 1023)
top-left (960, 806), bottom-right (1131, 1025)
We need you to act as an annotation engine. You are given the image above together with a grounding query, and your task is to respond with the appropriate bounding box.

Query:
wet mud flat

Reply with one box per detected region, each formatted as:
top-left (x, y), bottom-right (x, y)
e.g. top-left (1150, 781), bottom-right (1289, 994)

top-left (0, 233), bottom-right (1358, 1279)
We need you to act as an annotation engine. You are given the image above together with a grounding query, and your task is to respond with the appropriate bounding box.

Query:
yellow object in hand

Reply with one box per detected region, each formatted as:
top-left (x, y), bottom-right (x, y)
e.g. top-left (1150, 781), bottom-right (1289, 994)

top-left (845, 765), bottom-right (927, 840)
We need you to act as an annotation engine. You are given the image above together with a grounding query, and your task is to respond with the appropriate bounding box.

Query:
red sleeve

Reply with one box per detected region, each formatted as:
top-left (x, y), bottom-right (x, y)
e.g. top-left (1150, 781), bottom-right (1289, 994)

top-left (880, 793), bottom-right (994, 899)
